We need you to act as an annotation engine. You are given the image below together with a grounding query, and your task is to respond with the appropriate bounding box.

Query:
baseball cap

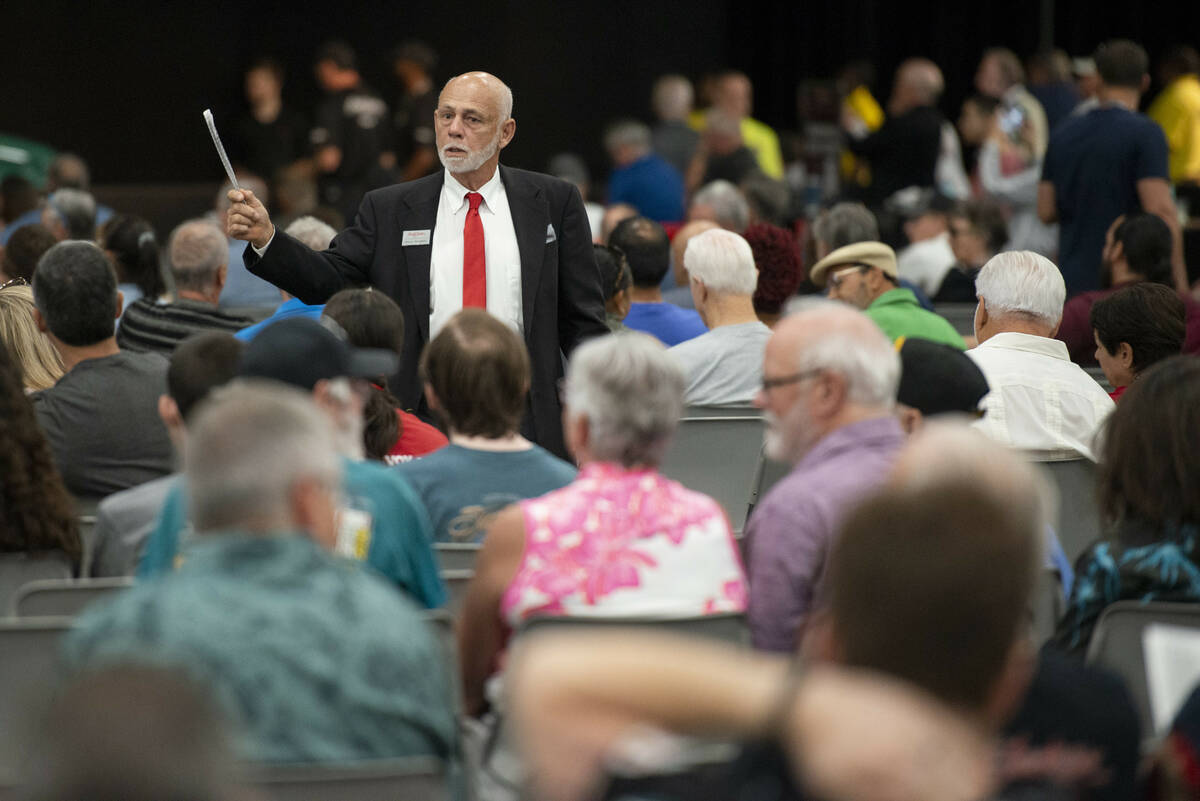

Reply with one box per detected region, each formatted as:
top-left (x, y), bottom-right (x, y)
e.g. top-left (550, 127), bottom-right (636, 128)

top-left (239, 317), bottom-right (398, 391)
top-left (895, 336), bottom-right (989, 417)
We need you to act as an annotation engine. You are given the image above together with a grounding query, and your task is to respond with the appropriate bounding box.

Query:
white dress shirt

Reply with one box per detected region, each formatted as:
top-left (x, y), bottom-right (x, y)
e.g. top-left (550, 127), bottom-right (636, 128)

top-left (896, 231), bottom-right (956, 296)
top-left (429, 169), bottom-right (522, 337)
top-left (967, 331), bottom-right (1114, 462)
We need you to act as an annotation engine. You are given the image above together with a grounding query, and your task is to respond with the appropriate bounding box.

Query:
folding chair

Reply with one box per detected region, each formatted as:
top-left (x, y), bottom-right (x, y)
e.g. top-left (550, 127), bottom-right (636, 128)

top-left (247, 757), bottom-right (449, 801)
top-left (0, 555), bottom-right (73, 616)
top-left (518, 611), bottom-right (750, 647)
top-left (660, 414), bottom-right (765, 534)
top-left (0, 618), bottom-right (73, 779)
top-left (13, 578), bottom-right (133, 618)
top-left (932, 303), bottom-right (977, 337)
top-left (433, 543), bottom-right (481, 572)
top-left (440, 570), bottom-right (474, 615)
top-left (1037, 459), bottom-right (1102, 564)
top-left (1086, 601), bottom-right (1200, 742)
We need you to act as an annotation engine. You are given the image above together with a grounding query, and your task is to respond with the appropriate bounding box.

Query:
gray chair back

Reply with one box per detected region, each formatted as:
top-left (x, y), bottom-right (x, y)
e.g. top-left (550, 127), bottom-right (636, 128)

top-left (1086, 601), bottom-right (1200, 743)
top-left (0, 555), bottom-right (73, 616)
top-left (0, 618), bottom-right (73, 781)
top-left (932, 303), bottom-right (977, 336)
top-left (747, 450), bottom-right (790, 519)
top-left (248, 757), bottom-right (448, 801)
top-left (1037, 459), bottom-right (1103, 564)
top-left (433, 544), bottom-right (481, 572)
top-left (518, 611), bottom-right (750, 647)
top-left (1029, 568), bottom-right (1063, 647)
top-left (660, 414), bottom-right (765, 533)
top-left (13, 578), bottom-right (133, 618)
top-left (440, 570), bottom-right (473, 615)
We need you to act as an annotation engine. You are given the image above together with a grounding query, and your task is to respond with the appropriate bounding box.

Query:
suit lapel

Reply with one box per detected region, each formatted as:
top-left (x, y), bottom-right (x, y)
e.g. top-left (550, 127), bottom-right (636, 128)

top-left (399, 174), bottom-right (443, 344)
top-left (501, 165), bottom-right (546, 340)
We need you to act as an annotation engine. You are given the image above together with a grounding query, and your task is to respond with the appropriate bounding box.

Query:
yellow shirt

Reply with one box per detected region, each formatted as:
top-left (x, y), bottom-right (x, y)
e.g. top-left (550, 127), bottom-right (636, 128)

top-left (1149, 74), bottom-right (1200, 184)
top-left (841, 85), bottom-right (884, 185)
top-left (688, 110), bottom-right (785, 179)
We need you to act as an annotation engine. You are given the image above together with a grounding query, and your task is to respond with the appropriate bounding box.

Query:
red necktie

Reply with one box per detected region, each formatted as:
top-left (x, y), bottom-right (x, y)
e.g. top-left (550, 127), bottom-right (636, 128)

top-left (462, 191), bottom-right (486, 308)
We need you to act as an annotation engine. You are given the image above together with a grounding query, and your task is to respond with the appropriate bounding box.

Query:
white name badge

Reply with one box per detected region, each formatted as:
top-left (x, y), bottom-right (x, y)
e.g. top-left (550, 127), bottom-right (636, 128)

top-left (402, 229), bottom-right (432, 246)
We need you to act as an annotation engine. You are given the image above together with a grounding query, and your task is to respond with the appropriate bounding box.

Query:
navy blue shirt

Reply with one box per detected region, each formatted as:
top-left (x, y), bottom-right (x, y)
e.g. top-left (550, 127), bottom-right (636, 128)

top-left (1042, 105), bottom-right (1169, 295)
top-left (608, 155), bottom-right (686, 222)
top-left (623, 302), bottom-right (707, 346)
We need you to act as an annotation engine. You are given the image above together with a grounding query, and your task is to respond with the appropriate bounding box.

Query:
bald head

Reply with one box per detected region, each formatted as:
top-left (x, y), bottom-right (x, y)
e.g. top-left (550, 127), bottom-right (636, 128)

top-left (442, 72), bottom-right (513, 121)
top-left (891, 58), bottom-right (944, 113)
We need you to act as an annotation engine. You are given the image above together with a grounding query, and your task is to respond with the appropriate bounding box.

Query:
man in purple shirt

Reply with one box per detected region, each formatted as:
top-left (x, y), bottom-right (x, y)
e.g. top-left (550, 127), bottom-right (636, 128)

top-left (745, 299), bottom-right (905, 651)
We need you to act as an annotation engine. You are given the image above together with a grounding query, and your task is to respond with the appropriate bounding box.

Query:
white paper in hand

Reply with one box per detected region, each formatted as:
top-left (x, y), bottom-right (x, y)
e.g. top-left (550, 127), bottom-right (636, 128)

top-left (202, 108), bottom-right (239, 190)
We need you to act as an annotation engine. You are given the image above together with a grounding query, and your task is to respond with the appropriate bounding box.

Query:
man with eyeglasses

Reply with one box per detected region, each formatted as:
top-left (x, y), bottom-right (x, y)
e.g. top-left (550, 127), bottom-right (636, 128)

top-left (811, 240), bottom-right (965, 349)
top-left (744, 299), bottom-right (906, 652)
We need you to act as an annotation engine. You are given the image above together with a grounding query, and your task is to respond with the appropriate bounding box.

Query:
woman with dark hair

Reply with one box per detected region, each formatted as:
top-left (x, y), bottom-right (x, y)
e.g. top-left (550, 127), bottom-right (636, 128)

top-left (321, 288), bottom-right (447, 463)
top-left (0, 340), bottom-right (81, 576)
top-left (1053, 356), bottom-right (1200, 654)
top-left (98, 214), bottom-right (165, 307)
top-left (744, 222), bottom-right (803, 328)
top-left (1091, 282), bottom-right (1186, 401)
top-left (593, 243), bottom-right (631, 331)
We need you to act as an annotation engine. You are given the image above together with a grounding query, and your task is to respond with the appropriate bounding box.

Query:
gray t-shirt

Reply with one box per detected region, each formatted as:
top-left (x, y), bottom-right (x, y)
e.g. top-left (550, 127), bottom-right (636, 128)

top-left (668, 321), bottom-right (772, 406)
top-left (32, 350), bottom-right (173, 500)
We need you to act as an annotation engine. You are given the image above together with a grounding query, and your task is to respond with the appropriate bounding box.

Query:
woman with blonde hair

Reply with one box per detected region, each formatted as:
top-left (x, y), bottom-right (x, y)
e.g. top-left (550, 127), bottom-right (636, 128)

top-left (0, 282), bottom-right (64, 391)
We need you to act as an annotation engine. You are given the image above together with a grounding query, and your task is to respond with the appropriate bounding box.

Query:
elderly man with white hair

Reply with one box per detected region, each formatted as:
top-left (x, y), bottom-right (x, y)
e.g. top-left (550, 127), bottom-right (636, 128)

top-left (745, 299), bottom-right (906, 652)
top-left (668, 228), bottom-right (771, 405)
top-left (117, 219), bottom-right (253, 355)
top-left (65, 381), bottom-right (457, 765)
top-left (968, 250), bottom-right (1114, 461)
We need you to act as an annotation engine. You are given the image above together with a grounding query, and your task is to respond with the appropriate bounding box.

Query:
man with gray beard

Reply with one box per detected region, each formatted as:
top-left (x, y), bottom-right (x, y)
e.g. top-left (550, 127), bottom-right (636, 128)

top-left (744, 299), bottom-right (905, 652)
top-left (227, 71), bottom-right (607, 459)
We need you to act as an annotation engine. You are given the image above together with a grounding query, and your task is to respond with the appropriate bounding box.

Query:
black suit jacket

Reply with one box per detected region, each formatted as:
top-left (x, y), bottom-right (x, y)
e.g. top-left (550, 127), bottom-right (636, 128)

top-left (245, 165), bottom-right (607, 457)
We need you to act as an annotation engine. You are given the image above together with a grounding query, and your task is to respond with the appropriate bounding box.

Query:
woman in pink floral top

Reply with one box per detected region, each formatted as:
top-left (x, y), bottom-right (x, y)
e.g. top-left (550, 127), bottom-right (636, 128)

top-left (457, 332), bottom-right (748, 715)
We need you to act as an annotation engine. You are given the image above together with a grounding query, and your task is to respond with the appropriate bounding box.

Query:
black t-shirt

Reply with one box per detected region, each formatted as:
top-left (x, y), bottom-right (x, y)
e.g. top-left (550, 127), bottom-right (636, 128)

top-left (847, 105), bottom-right (944, 207)
top-left (1041, 105), bottom-right (1169, 295)
top-left (312, 85), bottom-right (391, 215)
top-left (231, 105), bottom-right (309, 182)
top-left (392, 88), bottom-right (438, 174)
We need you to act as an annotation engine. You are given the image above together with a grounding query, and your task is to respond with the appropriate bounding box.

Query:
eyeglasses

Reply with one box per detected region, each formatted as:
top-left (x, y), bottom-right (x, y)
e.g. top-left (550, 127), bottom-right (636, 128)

top-left (760, 369), bottom-right (823, 393)
top-left (0, 276), bottom-right (29, 290)
top-left (826, 263), bottom-right (872, 290)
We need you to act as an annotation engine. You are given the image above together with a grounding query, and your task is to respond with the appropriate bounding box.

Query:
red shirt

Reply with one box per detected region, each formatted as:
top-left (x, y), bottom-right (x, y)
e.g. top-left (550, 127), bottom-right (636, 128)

top-left (1109, 385), bottom-right (1127, 403)
top-left (387, 410), bottom-right (448, 464)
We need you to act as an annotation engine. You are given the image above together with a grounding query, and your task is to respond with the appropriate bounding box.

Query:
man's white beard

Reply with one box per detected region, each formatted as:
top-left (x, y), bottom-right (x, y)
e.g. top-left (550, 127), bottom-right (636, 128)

top-left (439, 128), bottom-right (502, 174)
top-left (763, 407), bottom-right (817, 465)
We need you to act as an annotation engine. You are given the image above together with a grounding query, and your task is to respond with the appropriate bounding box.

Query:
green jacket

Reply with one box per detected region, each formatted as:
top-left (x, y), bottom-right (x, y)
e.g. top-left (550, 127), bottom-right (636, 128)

top-left (866, 289), bottom-right (965, 349)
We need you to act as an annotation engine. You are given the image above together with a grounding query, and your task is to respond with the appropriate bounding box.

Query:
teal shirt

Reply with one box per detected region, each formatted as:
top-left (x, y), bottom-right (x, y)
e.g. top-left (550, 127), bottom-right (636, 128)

top-left (65, 534), bottom-right (456, 765)
top-left (138, 458), bottom-right (446, 609)
top-left (866, 288), bottom-right (966, 349)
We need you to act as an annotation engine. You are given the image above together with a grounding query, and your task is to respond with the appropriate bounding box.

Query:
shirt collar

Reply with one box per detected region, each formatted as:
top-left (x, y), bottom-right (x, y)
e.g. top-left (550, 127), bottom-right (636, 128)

top-left (442, 167), bottom-right (504, 213)
top-left (869, 288), bottom-right (918, 308)
top-left (976, 331), bottom-right (1070, 361)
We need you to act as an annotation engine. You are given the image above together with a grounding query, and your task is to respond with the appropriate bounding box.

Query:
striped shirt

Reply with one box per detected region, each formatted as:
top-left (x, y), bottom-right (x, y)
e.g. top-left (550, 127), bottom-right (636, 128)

top-left (117, 297), bottom-right (252, 355)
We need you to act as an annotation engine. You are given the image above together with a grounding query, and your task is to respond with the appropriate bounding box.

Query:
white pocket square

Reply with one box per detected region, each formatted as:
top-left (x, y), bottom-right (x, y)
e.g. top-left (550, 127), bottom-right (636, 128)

top-left (545, 223), bottom-right (557, 244)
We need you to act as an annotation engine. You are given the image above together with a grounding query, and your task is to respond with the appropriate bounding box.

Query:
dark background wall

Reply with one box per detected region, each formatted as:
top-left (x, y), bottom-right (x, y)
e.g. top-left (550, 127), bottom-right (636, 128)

top-left (4, 0), bottom-right (1198, 186)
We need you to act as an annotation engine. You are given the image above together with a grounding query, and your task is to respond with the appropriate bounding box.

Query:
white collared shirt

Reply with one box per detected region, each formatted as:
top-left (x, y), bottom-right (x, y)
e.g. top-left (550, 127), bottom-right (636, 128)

top-left (429, 168), bottom-right (522, 338)
top-left (966, 331), bottom-right (1114, 462)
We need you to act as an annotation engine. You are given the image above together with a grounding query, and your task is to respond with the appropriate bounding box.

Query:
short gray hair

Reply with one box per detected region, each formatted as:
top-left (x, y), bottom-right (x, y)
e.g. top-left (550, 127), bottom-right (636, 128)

top-left (603, 119), bottom-right (652, 156)
top-left (812, 202), bottom-right (879, 250)
top-left (284, 216), bottom-right (338, 251)
top-left (783, 297), bottom-right (900, 408)
top-left (974, 250), bottom-right (1066, 327)
top-left (652, 74), bottom-right (693, 120)
top-left (45, 189), bottom-right (97, 240)
top-left (690, 180), bottom-right (750, 233)
top-left (684, 229), bottom-right (757, 295)
top-left (168, 219), bottom-right (228, 292)
top-left (186, 380), bottom-right (342, 534)
top-left (564, 332), bottom-right (685, 467)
